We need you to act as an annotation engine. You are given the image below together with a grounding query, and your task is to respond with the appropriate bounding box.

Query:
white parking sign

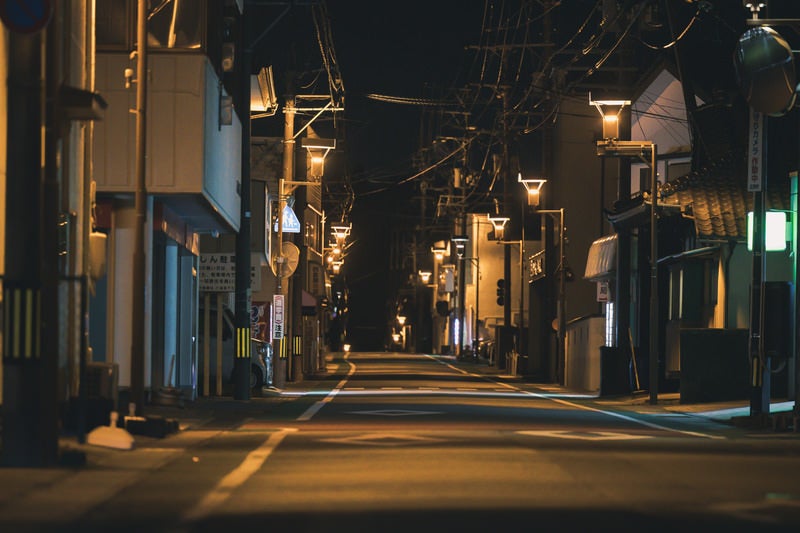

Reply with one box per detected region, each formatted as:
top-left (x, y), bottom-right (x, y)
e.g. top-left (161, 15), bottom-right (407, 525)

top-left (273, 294), bottom-right (285, 339)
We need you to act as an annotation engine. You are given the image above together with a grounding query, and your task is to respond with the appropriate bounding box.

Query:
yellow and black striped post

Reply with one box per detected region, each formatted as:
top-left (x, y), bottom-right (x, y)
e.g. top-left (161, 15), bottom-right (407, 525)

top-left (232, 326), bottom-right (251, 400)
top-left (279, 337), bottom-right (288, 359)
top-left (3, 287), bottom-right (42, 361)
top-left (236, 327), bottom-right (251, 360)
top-left (293, 335), bottom-right (303, 358)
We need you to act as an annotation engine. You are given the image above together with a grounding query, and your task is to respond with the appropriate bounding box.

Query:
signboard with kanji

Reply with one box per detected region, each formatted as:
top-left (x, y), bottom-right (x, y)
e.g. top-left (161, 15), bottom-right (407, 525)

top-left (199, 253), bottom-right (261, 292)
top-left (528, 250), bottom-right (546, 283)
top-left (273, 294), bottom-right (285, 339)
top-left (748, 109), bottom-right (763, 192)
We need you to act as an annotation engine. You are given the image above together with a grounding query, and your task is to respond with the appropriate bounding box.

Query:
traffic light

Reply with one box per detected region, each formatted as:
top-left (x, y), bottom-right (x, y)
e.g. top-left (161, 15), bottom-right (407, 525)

top-left (496, 278), bottom-right (505, 306)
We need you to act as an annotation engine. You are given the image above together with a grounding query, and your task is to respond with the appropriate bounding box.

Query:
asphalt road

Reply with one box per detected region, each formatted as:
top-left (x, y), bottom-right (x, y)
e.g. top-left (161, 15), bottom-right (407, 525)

top-left (3, 351), bottom-right (800, 532)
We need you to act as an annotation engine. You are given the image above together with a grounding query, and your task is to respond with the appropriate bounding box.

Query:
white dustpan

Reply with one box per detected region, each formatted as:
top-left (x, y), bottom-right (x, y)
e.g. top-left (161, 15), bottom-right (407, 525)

top-left (87, 411), bottom-right (135, 450)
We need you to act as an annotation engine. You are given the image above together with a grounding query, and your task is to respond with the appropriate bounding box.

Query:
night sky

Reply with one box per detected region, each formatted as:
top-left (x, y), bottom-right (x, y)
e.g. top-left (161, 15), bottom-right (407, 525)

top-left (324, 1), bottom-right (486, 349)
top-left (252, 1), bottom-right (799, 350)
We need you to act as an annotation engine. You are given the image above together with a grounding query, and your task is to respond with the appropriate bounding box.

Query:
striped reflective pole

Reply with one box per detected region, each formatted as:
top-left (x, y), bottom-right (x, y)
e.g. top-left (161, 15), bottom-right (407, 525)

top-left (236, 327), bottom-right (251, 360)
top-left (3, 287), bottom-right (42, 360)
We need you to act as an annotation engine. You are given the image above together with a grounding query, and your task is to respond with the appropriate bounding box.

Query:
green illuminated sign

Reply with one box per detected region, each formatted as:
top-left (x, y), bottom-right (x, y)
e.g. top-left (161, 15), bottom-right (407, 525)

top-left (747, 211), bottom-right (788, 251)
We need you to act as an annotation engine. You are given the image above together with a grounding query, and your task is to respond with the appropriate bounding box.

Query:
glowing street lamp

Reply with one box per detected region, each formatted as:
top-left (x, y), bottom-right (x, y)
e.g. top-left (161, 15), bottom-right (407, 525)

top-left (397, 315), bottom-right (407, 326)
top-left (418, 270), bottom-right (432, 284)
top-left (488, 215), bottom-right (510, 240)
top-left (451, 235), bottom-right (468, 258)
top-left (431, 241), bottom-right (447, 261)
top-left (300, 136), bottom-right (336, 177)
top-left (331, 222), bottom-right (352, 242)
top-left (589, 93), bottom-right (631, 140)
top-left (518, 174), bottom-right (547, 207)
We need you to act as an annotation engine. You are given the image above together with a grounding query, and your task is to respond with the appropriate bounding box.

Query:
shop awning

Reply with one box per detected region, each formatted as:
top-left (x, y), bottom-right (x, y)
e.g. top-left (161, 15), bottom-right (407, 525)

top-left (584, 234), bottom-right (617, 282)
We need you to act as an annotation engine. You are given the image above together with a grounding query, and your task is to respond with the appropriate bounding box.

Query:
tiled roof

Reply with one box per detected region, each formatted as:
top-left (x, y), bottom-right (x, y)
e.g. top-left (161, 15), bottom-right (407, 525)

top-left (660, 159), bottom-right (790, 241)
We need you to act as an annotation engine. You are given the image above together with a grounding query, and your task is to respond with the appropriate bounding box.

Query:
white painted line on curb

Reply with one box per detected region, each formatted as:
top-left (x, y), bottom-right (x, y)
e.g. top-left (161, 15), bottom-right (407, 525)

top-left (296, 353), bottom-right (356, 421)
top-left (182, 428), bottom-right (297, 522)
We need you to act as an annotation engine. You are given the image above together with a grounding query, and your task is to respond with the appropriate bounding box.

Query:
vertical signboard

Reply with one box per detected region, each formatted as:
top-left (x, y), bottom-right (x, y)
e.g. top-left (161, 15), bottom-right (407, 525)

top-left (748, 109), bottom-right (763, 192)
top-left (273, 294), bottom-right (285, 339)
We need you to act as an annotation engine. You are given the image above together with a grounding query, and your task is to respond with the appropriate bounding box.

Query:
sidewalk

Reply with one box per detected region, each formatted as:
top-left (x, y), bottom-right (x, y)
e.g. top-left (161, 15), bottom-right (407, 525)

top-left (445, 354), bottom-right (798, 428)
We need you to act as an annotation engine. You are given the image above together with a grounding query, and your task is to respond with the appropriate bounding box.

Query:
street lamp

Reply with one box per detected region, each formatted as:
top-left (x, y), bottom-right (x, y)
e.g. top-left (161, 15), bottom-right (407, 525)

top-left (488, 216), bottom-right (510, 240)
top-left (452, 235), bottom-right (468, 258)
top-left (592, 95), bottom-right (659, 405)
top-left (431, 241), bottom-right (447, 261)
top-left (452, 235), bottom-right (469, 355)
top-left (331, 222), bottom-right (352, 243)
top-left (589, 93), bottom-right (631, 140)
top-left (418, 270), bottom-right (432, 285)
top-left (518, 174), bottom-right (547, 207)
top-left (301, 137), bottom-right (335, 177)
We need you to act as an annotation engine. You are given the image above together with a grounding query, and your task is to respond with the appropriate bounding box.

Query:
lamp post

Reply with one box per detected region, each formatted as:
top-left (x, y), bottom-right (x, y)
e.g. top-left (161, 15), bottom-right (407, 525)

top-left (430, 242), bottom-right (448, 353)
top-left (592, 93), bottom-right (659, 404)
top-left (452, 234), bottom-right (469, 356)
top-left (519, 175), bottom-right (549, 368)
top-left (735, 9), bottom-right (799, 417)
top-left (461, 256), bottom-right (481, 354)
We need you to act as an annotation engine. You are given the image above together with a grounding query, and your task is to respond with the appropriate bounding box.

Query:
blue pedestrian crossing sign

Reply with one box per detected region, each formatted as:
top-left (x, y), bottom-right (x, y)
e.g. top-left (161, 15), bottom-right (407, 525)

top-left (275, 205), bottom-right (301, 233)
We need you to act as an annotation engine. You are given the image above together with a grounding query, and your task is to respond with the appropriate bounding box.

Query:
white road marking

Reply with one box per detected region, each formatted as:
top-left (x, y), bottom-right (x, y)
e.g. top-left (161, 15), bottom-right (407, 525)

top-left (518, 429), bottom-right (653, 441)
top-left (425, 354), bottom-right (723, 440)
top-left (319, 432), bottom-right (445, 446)
top-left (347, 409), bottom-right (443, 417)
top-left (296, 353), bottom-right (356, 421)
top-left (182, 428), bottom-right (296, 522)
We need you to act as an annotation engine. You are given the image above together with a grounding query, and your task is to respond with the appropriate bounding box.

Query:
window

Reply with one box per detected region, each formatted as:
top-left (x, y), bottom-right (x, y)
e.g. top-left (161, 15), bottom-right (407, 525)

top-left (147, 0), bottom-right (202, 50)
top-left (96, 0), bottom-right (206, 51)
top-left (96, 0), bottom-right (130, 48)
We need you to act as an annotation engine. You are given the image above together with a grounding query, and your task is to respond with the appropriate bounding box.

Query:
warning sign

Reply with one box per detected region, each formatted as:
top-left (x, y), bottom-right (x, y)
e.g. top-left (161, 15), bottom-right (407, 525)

top-left (273, 294), bottom-right (285, 339)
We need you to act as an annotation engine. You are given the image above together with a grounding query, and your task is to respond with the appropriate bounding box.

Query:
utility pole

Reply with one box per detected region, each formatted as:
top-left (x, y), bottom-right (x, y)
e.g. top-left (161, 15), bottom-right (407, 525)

top-left (501, 89), bottom-right (513, 368)
top-left (648, 145), bottom-right (659, 405)
top-left (2, 16), bottom-right (58, 467)
top-left (233, 6), bottom-right (252, 401)
top-left (130, 0), bottom-right (148, 415)
top-left (748, 109), bottom-right (769, 416)
top-left (273, 97), bottom-right (296, 390)
top-left (456, 215), bottom-right (467, 354)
